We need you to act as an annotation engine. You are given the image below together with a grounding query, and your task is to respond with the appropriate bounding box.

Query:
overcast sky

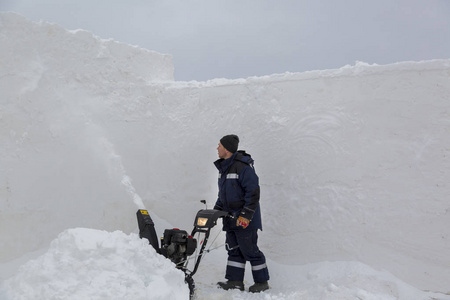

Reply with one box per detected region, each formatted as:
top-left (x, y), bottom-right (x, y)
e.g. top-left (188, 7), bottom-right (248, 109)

top-left (2, 0), bottom-right (450, 81)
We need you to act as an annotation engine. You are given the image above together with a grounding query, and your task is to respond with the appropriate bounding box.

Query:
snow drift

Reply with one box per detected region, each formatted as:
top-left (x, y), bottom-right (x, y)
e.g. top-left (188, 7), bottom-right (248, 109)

top-left (1, 228), bottom-right (189, 300)
top-left (1, 11), bottom-right (450, 297)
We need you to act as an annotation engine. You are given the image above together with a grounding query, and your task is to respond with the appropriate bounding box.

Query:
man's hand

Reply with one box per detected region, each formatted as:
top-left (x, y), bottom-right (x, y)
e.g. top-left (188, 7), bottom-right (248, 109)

top-left (236, 216), bottom-right (250, 229)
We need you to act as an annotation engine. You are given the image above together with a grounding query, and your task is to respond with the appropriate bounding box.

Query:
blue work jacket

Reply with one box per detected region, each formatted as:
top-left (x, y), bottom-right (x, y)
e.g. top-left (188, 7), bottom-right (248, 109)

top-left (214, 151), bottom-right (262, 231)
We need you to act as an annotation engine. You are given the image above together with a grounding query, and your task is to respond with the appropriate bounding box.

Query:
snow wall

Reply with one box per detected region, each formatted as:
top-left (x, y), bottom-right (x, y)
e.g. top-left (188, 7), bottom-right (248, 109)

top-left (1, 12), bottom-right (450, 293)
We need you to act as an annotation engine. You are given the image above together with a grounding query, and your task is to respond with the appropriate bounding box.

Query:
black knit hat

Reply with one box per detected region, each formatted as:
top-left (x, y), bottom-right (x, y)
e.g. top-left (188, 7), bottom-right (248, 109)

top-left (220, 134), bottom-right (239, 153)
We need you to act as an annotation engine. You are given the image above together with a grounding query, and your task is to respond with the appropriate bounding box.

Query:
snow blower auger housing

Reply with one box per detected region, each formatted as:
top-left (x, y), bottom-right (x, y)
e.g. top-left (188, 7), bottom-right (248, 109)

top-left (136, 206), bottom-right (229, 298)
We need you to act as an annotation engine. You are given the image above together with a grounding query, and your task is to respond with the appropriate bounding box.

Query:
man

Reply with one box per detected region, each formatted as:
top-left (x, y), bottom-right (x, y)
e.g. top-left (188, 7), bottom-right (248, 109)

top-left (214, 134), bottom-right (270, 293)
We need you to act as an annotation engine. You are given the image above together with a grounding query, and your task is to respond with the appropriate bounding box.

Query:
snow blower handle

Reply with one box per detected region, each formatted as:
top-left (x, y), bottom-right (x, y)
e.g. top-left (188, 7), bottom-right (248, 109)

top-left (200, 199), bottom-right (207, 209)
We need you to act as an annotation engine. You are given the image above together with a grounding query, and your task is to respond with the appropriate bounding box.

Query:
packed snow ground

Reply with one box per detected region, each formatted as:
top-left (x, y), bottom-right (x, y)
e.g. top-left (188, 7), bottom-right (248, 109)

top-left (1, 227), bottom-right (449, 300)
top-left (1, 12), bottom-right (450, 300)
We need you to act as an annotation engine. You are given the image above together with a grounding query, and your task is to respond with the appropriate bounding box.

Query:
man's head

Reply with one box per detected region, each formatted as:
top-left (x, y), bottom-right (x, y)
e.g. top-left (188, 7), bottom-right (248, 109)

top-left (217, 134), bottom-right (239, 159)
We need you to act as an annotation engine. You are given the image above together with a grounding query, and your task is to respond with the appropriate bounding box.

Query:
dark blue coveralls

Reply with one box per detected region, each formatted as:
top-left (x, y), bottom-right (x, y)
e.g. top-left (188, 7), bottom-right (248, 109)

top-left (214, 151), bottom-right (270, 283)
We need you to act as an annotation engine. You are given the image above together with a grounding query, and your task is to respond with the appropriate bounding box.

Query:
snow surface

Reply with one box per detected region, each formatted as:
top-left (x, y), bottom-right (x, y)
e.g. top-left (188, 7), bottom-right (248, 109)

top-left (0, 229), bottom-right (189, 300)
top-left (1, 12), bottom-right (450, 300)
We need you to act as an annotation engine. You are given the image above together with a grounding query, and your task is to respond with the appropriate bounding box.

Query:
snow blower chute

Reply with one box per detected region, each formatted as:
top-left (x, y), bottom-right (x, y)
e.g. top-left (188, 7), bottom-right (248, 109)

top-left (136, 202), bottom-right (229, 297)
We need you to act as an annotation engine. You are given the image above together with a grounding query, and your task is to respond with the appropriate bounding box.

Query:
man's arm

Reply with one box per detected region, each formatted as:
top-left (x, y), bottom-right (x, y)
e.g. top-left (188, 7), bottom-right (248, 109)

top-left (238, 166), bottom-right (260, 221)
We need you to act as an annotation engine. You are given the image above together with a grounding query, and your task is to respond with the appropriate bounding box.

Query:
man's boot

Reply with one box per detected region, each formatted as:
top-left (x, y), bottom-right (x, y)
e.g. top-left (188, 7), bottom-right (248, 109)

top-left (249, 281), bottom-right (269, 293)
top-left (217, 280), bottom-right (245, 291)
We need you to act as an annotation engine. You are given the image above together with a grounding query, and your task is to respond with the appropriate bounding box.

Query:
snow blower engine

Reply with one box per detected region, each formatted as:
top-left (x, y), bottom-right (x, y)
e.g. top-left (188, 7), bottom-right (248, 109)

top-left (136, 201), bottom-right (229, 297)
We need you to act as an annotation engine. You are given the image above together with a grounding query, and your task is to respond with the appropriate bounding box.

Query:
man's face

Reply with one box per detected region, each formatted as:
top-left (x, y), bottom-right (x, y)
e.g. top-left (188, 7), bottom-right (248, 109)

top-left (217, 142), bottom-right (230, 159)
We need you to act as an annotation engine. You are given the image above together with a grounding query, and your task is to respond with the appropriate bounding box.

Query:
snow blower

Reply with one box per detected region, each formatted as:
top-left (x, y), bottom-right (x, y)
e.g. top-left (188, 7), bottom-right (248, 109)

top-left (136, 201), bottom-right (229, 298)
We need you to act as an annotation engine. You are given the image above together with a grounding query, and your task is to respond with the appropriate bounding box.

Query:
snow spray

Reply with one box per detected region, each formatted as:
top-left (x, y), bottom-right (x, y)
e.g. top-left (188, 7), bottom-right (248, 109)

top-left (121, 175), bottom-right (146, 209)
top-left (96, 135), bottom-right (146, 210)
